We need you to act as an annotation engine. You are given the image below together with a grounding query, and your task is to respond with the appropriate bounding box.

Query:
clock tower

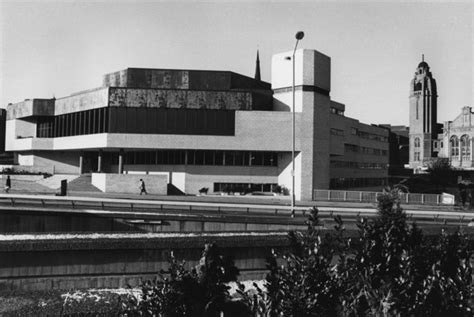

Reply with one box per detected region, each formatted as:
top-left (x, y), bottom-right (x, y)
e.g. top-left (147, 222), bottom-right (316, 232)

top-left (409, 55), bottom-right (438, 170)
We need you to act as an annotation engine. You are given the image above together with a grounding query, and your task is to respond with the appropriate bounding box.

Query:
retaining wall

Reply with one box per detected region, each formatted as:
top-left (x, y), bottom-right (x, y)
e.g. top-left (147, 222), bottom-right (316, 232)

top-left (0, 233), bottom-right (289, 291)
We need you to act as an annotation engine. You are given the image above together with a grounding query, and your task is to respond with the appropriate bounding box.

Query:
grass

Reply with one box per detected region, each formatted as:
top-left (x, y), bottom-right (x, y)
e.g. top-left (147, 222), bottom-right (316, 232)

top-left (0, 289), bottom-right (133, 316)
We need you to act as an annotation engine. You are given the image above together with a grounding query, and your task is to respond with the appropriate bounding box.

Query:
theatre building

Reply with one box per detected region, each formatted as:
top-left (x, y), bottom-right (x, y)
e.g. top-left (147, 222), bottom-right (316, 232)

top-left (5, 49), bottom-right (389, 200)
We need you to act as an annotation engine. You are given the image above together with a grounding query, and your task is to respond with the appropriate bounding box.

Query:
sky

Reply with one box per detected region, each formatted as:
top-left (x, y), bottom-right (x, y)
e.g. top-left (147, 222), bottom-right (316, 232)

top-left (0, 0), bottom-right (472, 126)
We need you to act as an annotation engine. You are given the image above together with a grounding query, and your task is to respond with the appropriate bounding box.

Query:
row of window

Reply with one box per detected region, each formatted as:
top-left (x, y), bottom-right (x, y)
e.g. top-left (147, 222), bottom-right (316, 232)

top-left (344, 144), bottom-right (388, 156)
top-left (330, 107), bottom-right (344, 116)
top-left (330, 160), bottom-right (388, 170)
top-left (36, 107), bottom-right (236, 138)
top-left (351, 128), bottom-right (388, 142)
top-left (330, 128), bottom-right (344, 136)
top-left (37, 107), bottom-right (109, 138)
top-left (213, 183), bottom-right (278, 193)
top-left (449, 135), bottom-right (471, 158)
top-left (330, 177), bottom-right (387, 189)
top-left (124, 150), bottom-right (279, 167)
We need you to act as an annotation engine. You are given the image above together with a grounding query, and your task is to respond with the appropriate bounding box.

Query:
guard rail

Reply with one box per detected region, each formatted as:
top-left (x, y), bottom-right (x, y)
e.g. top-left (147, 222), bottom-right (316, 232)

top-left (0, 194), bottom-right (472, 224)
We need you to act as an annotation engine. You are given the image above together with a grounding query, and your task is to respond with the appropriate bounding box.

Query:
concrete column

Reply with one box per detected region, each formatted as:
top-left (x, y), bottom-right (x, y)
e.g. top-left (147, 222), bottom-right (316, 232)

top-left (118, 149), bottom-right (124, 174)
top-left (97, 150), bottom-right (103, 172)
top-left (79, 152), bottom-right (84, 174)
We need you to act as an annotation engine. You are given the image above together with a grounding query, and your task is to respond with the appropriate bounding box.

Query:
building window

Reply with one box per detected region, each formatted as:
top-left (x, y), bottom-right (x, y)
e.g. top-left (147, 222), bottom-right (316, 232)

top-left (330, 128), bottom-right (344, 136)
top-left (125, 150), bottom-right (277, 167)
top-left (414, 137), bottom-right (420, 148)
top-left (461, 135), bottom-right (470, 159)
top-left (450, 136), bottom-right (459, 158)
top-left (330, 108), bottom-right (344, 116)
top-left (214, 182), bottom-right (278, 193)
top-left (329, 177), bottom-right (387, 189)
top-left (414, 152), bottom-right (420, 161)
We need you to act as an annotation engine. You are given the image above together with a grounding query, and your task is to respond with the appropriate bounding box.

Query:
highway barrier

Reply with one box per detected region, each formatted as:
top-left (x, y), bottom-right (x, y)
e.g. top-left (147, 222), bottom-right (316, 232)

top-left (313, 189), bottom-right (450, 206)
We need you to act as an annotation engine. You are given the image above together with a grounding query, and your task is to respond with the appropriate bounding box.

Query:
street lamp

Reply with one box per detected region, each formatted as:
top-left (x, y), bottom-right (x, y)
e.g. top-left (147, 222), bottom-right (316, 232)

top-left (291, 31), bottom-right (304, 217)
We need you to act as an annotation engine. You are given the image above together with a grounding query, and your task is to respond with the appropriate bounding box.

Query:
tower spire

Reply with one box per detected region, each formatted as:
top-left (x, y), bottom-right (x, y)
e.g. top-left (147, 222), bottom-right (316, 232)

top-left (254, 50), bottom-right (261, 81)
top-left (422, 53), bottom-right (424, 62)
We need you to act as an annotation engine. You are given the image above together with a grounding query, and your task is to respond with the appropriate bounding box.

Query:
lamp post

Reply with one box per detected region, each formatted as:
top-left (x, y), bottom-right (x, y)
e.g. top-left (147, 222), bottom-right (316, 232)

top-left (291, 31), bottom-right (304, 217)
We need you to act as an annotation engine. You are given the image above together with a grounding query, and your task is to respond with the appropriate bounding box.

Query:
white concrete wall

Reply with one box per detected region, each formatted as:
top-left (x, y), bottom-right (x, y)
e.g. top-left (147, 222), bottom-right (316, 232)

top-left (18, 154), bottom-right (34, 166)
top-left (272, 49), bottom-right (306, 89)
top-left (91, 173), bottom-right (167, 195)
top-left (277, 152), bottom-right (302, 199)
top-left (6, 112), bottom-right (297, 152)
top-left (91, 173), bottom-right (106, 192)
top-left (26, 151), bottom-right (80, 174)
top-left (170, 172), bottom-right (185, 193)
top-left (120, 164), bottom-right (279, 195)
top-left (7, 134), bottom-right (108, 152)
top-left (5, 120), bottom-right (16, 151)
top-left (184, 169), bottom-right (278, 195)
top-left (272, 49), bottom-right (330, 92)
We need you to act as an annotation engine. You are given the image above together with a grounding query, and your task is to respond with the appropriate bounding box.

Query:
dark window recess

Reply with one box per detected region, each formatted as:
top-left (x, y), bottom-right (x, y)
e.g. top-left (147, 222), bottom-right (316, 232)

top-left (109, 108), bottom-right (235, 136)
top-left (36, 107), bottom-right (109, 138)
top-left (329, 177), bottom-right (387, 189)
top-left (123, 150), bottom-right (278, 167)
top-left (36, 108), bottom-right (236, 138)
top-left (213, 182), bottom-right (278, 193)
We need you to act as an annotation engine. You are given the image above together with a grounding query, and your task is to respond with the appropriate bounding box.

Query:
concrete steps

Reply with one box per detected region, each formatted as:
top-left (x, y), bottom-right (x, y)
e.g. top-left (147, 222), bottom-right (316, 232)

top-left (36, 174), bottom-right (80, 189)
top-left (67, 174), bottom-right (102, 192)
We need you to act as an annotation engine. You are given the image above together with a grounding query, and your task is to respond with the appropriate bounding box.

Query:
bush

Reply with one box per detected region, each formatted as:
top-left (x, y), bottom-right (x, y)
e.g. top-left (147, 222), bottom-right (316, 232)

top-left (124, 188), bottom-right (472, 316)
top-left (0, 167), bottom-right (52, 178)
top-left (122, 243), bottom-right (247, 317)
top-left (261, 187), bottom-right (473, 316)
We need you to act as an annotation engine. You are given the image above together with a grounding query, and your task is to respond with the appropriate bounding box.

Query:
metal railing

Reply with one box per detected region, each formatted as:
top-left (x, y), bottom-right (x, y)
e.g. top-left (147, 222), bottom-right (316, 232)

top-left (0, 193), bottom-right (308, 216)
top-left (314, 190), bottom-right (443, 206)
top-left (0, 193), bottom-right (470, 223)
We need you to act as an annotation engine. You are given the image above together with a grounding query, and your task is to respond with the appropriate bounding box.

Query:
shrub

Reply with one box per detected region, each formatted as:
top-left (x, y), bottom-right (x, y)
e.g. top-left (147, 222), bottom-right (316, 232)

top-left (122, 243), bottom-right (247, 317)
top-left (262, 208), bottom-right (345, 316)
top-left (123, 188), bottom-right (472, 316)
top-left (340, 188), bottom-right (472, 316)
top-left (262, 187), bottom-right (472, 316)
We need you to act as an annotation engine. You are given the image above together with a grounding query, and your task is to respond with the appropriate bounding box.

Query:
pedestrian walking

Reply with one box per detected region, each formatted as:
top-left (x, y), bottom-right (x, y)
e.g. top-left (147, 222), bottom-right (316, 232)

top-left (139, 179), bottom-right (147, 195)
top-left (5, 175), bottom-right (11, 193)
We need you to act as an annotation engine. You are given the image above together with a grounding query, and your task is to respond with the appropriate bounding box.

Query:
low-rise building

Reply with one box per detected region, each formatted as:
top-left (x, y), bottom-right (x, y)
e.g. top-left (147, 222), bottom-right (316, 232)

top-left (5, 48), bottom-right (389, 199)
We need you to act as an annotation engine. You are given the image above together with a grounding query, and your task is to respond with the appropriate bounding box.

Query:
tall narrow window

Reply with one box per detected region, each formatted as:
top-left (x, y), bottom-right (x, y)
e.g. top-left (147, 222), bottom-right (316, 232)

top-left (416, 101), bottom-right (419, 120)
top-left (461, 135), bottom-right (470, 160)
top-left (414, 137), bottom-right (420, 148)
top-left (450, 136), bottom-right (459, 158)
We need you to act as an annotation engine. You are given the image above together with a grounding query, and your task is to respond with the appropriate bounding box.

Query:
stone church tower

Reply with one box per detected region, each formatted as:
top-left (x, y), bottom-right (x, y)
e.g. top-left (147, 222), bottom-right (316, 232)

top-left (409, 56), bottom-right (438, 170)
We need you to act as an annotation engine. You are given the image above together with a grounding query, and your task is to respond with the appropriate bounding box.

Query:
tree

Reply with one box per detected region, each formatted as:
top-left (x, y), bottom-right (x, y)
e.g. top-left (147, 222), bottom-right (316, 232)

top-left (427, 158), bottom-right (453, 192)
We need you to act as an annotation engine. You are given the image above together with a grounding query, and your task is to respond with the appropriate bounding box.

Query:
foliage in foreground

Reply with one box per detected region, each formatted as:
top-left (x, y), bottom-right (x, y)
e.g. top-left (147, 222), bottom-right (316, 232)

top-left (122, 243), bottom-right (247, 317)
top-left (124, 187), bottom-right (472, 317)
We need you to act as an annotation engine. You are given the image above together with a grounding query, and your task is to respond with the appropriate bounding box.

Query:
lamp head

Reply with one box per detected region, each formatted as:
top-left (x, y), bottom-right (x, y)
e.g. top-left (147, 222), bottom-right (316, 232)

top-left (295, 31), bottom-right (305, 40)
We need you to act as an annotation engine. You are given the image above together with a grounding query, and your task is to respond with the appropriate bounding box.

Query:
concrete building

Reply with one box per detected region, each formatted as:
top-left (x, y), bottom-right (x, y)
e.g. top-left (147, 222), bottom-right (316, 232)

top-left (5, 49), bottom-right (389, 199)
top-left (379, 124), bottom-right (410, 179)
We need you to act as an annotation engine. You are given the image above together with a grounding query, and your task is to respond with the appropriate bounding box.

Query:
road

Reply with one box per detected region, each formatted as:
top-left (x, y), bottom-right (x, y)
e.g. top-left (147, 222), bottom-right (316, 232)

top-left (0, 193), bottom-right (472, 232)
